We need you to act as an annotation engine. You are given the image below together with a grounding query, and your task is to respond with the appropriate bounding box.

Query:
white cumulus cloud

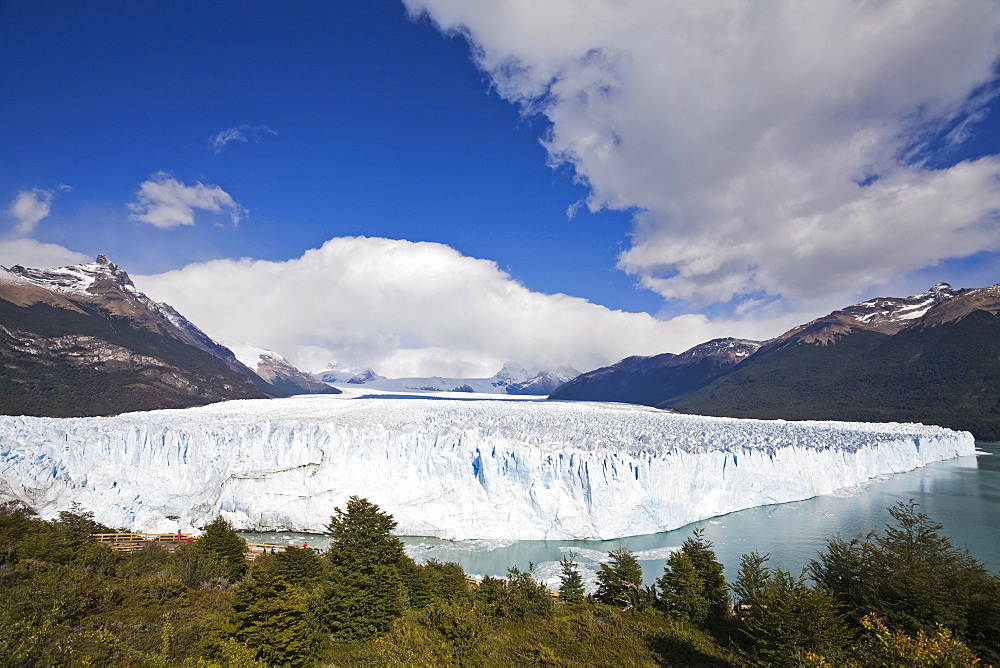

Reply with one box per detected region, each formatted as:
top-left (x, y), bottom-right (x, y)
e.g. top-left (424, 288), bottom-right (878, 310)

top-left (209, 124), bottom-right (278, 153)
top-left (128, 171), bottom-right (248, 228)
top-left (135, 236), bottom-right (792, 378)
top-left (406, 0), bottom-right (1000, 310)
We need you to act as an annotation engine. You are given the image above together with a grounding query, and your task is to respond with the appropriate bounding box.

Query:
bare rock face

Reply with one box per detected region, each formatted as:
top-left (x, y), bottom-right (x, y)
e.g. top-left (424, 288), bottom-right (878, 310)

top-left (0, 256), bottom-right (281, 417)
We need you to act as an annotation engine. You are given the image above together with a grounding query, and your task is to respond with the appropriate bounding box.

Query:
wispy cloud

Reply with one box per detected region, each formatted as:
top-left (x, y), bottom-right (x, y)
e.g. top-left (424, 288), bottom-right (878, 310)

top-left (127, 171), bottom-right (248, 228)
top-left (7, 188), bottom-right (54, 237)
top-left (407, 0), bottom-right (1000, 312)
top-left (209, 124), bottom-right (278, 153)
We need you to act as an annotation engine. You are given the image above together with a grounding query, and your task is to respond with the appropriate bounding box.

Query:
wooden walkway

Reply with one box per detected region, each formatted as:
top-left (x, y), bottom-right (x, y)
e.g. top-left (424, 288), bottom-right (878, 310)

top-left (90, 533), bottom-right (289, 557)
top-left (91, 532), bottom-right (192, 552)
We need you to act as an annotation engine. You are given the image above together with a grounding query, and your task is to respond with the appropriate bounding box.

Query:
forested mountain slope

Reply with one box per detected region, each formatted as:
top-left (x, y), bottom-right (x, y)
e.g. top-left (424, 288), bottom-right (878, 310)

top-left (553, 283), bottom-right (1000, 440)
top-left (549, 338), bottom-right (761, 405)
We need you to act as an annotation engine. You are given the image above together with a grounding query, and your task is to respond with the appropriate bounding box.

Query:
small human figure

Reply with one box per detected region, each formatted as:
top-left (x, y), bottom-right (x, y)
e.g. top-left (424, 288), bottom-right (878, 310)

top-left (302, 541), bottom-right (308, 548)
top-left (176, 530), bottom-right (183, 541)
top-left (185, 536), bottom-right (192, 543)
top-left (270, 545), bottom-right (275, 554)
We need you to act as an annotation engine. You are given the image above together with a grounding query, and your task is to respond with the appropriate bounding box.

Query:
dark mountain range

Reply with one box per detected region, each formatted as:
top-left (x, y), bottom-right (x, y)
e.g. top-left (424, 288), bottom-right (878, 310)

top-left (0, 256), bottom-right (291, 417)
top-left (549, 338), bottom-right (762, 405)
top-left (552, 283), bottom-right (1000, 440)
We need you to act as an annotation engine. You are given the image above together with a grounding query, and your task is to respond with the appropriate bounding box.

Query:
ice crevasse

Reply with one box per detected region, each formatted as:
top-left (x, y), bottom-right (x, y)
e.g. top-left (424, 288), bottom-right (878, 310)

top-left (0, 394), bottom-right (976, 540)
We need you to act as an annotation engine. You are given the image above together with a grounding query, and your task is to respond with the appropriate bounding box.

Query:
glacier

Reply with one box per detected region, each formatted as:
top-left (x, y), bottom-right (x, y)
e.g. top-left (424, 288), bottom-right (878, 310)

top-left (0, 392), bottom-right (975, 540)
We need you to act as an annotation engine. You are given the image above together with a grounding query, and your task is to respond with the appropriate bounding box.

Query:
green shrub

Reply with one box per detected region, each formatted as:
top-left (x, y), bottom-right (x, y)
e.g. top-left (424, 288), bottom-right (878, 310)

top-left (193, 516), bottom-right (247, 583)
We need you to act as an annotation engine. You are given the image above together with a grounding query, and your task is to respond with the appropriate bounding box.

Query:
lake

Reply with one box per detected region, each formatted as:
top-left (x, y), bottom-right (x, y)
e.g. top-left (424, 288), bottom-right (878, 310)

top-left (242, 442), bottom-right (1000, 590)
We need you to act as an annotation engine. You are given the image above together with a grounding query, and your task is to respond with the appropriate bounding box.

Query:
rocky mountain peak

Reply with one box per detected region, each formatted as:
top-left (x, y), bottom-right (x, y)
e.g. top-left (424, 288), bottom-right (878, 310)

top-left (9, 255), bottom-right (138, 297)
top-left (678, 338), bottom-right (763, 363)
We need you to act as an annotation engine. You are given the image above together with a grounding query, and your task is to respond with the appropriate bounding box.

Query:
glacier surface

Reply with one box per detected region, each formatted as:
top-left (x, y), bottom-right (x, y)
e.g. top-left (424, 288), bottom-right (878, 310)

top-left (0, 393), bottom-right (975, 540)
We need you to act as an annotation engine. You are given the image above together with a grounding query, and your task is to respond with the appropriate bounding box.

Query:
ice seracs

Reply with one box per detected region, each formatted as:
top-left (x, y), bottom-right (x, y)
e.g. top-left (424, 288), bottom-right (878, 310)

top-left (0, 394), bottom-right (974, 540)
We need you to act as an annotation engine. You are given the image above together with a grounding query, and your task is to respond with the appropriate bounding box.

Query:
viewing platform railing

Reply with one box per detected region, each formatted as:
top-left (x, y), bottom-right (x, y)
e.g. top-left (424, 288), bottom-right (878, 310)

top-left (90, 532), bottom-right (193, 552)
top-left (90, 533), bottom-right (292, 556)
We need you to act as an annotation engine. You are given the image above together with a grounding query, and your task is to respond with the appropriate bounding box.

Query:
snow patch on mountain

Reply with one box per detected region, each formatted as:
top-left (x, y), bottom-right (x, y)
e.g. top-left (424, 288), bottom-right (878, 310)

top-left (315, 363), bottom-right (386, 384)
top-left (227, 343), bottom-right (286, 370)
top-left (0, 394), bottom-right (973, 539)
top-left (228, 344), bottom-right (338, 395)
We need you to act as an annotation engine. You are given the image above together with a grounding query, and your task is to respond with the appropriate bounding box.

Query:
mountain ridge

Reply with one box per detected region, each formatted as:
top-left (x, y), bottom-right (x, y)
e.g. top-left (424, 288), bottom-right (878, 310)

top-left (549, 338), bottom-right (762, 405)
top-left (552, 282), bottom-right (1000, 440)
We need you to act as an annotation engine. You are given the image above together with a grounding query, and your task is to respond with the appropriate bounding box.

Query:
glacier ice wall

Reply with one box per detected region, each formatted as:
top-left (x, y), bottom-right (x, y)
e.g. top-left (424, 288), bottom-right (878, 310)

top-left (0, 394), bottom-right (976, 539)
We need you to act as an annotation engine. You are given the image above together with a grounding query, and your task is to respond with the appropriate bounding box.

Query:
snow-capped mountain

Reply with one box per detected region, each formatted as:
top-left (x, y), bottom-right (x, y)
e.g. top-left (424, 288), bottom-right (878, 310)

top-left (840, 282), bottom-right (958, 330)
top-left (0, 255), bottom-right (283, 416)
top-left (228, 344), bottom-right (340, 396)
top-left (0, 393), bottom-right (973, 538)
top-left (316, 361), bottom-right (581, 395)
top-left (769, 282), bottom-right (962, 346)
top-left (491, 362), bottom-right (583, 395)
top-left (315, 363), bottom-right (386, 384)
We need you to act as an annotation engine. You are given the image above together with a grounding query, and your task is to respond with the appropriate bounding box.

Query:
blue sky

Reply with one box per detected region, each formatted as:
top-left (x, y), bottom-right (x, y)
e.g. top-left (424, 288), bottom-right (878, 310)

top-left (2, 1), bottom-right (1000, 377)
top-left (0, 0), bottom-right (658, 312)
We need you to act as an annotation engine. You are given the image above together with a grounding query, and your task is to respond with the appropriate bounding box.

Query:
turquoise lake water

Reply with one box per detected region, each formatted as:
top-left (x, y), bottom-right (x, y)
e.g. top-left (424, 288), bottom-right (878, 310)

top-left (243, 442), bottom-right (1000, 589)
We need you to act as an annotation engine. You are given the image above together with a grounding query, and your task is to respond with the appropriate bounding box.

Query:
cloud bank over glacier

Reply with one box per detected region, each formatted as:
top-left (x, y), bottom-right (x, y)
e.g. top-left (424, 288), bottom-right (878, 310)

top-left (405, 0), bottom-right (1000, 308)
top-left (137, 236), bottom-right (793, 377)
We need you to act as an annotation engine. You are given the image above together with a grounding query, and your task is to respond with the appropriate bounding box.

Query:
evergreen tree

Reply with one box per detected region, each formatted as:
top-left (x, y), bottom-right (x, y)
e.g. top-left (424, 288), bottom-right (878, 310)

top-left (324, 496), bottom-right (405, 569)
top-left (170, 542), bottom-right (231, 589)
top-left (808, 535), bottom-right (866, 614)
top-left (15, 503), bottom-right (115, 569)
top-left (868, 501), bottom-right (984, 633)
top-left (229, 571), bottom-right (313, 666)
top-left (194, 516), bottom-right (247, 583)
top-left (474, 567), bottom-right (554, 620)
top-left (558, 554), bottom-right (586, 604)
top-left (312, 496), bottom-right (411, 640)
top-left (679, 529), bottom-right (729, 620)
top-left (732, 551), bottom-right (771, 613)
top-left (595, 548), bottom-right (646, 610)
top-left (656, 551), bottom-right (709, 623)
top-left (403, 559), bottom-right (469, 609)
top-left (265, 546), bottom-right (324, 590)
top-left (474, 575), bottom-right (506, 612)
top-left (742, 569), bottom-right (853, 667)
top-left (809, 501), bottom-right (1000, 664)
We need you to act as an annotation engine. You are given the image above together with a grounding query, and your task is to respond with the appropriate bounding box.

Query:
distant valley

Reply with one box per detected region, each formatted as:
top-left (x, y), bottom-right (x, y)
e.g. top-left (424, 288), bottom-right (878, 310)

top-left (316, 361), bottom-right (580, 396)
